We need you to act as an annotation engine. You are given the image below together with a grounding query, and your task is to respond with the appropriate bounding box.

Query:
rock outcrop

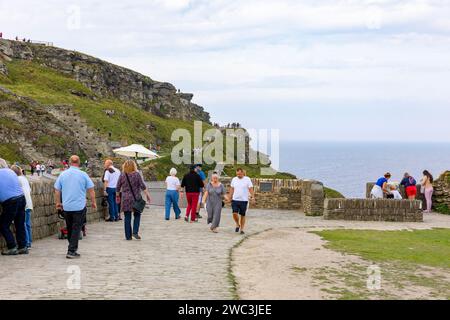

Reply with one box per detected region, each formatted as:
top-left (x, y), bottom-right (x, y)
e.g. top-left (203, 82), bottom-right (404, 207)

top-left (0, 39), bottom-right (210, 122)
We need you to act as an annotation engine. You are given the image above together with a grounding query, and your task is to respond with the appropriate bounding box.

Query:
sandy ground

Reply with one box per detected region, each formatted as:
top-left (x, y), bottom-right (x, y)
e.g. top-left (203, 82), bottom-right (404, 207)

top-left (232, 224), bottom-right (450, 300)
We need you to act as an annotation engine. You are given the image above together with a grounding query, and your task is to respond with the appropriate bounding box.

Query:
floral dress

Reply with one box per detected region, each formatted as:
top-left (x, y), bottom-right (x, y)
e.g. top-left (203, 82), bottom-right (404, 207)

top-left (116, 172), bottom-right (147, 213)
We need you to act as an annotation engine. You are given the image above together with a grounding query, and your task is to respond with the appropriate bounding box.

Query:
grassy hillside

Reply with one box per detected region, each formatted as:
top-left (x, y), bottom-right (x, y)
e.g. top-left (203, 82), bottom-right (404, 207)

top-left (1, 60), bottom-right (199, 149)
top-left (0, 59), bottom-right (295, 179)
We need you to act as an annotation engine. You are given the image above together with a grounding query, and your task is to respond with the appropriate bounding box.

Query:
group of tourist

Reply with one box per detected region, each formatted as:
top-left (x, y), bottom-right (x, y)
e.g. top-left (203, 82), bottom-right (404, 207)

top-left (0, 158), bottom-right (32, 255)
top-left (164, 165), bottom-right (255, 234)
top-left (371, 170), bottom-right (435, 213)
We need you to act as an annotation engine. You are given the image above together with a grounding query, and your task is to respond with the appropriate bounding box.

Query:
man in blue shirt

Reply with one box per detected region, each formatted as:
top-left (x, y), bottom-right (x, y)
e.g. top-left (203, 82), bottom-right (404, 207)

top-left (54, 155), bottom-right (96, 259)
top-left (0, 158), bottom-right (28, 255)
top-left (195, 164), bottom-right (208, 220)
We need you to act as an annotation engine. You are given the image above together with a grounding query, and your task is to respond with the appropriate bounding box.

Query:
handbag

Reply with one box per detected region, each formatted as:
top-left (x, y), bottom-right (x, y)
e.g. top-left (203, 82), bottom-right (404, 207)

top-left (125, 173), bottom-right (146, 213)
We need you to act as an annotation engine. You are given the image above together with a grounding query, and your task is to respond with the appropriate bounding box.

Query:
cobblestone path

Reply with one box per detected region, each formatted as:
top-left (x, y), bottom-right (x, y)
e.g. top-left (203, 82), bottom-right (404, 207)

top-left (0, 206), bottom-right (448, 300)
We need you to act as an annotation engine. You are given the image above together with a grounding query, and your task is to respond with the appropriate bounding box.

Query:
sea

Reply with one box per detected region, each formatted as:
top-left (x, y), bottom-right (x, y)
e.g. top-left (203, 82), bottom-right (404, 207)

top-left (278, 141), bottom-right (450, 198)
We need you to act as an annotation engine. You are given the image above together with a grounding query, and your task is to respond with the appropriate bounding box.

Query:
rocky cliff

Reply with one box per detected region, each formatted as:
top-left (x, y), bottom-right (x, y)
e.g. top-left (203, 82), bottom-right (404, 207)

top-left (0, 39), bottom-right (209, 122)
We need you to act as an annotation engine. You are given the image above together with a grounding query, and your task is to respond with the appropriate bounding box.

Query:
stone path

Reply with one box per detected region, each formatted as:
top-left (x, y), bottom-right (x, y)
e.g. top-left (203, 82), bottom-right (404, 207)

top-left (0, 206), bottom-right (449, 300)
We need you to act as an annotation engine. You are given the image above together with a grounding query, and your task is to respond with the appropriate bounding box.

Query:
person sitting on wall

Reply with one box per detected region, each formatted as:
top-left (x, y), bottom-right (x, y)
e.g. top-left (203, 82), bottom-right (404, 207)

top-left (371, 172), bottom-right (392, 199)
top-left (387, 184), bottom-right (403, 200)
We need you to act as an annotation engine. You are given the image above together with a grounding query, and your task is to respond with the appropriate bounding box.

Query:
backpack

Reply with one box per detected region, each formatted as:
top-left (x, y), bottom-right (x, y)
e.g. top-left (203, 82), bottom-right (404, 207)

top-left (408, 177), bottom-right (416, 186)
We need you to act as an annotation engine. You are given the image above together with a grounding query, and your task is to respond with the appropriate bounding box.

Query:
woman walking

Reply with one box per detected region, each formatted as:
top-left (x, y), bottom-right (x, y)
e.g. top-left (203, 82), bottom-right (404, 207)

top-left (116, 160), bottom-right (151, 240)
top-left (181, 165), bottom-right (204, 223)
top-left (202, 172), bottom-right (228, 233)
top-left (421, 170), bottom-right (434, 213)
top-left (165, 168), bottom-right (182, 220)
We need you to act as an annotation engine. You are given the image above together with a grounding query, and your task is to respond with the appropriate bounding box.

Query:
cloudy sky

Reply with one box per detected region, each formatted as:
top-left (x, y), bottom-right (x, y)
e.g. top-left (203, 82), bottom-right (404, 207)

top-left (2, 0), bottom-right (450, 142)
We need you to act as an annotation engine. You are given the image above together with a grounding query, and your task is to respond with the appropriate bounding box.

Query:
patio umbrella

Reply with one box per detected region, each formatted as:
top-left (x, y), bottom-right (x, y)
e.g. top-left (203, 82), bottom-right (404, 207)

top-left (113, 144), bottom-right (160, 160)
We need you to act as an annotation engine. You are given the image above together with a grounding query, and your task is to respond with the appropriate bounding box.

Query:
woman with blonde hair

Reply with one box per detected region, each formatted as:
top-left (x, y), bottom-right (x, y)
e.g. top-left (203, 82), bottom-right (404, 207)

top-left (116, 160), bottom-right (151, 240)
top-left (202, 172), bottom-right (228, 233)
top-left (165, 168), bottom-right (182, 220)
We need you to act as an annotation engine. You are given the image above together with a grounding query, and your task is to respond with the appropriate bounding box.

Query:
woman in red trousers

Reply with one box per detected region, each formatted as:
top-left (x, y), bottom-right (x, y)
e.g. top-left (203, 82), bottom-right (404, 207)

top-left (181, 166), bottom-right (204, 223)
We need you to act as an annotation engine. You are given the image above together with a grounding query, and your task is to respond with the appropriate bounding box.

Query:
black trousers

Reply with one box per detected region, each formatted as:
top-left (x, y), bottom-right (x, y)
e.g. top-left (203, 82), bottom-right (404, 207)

top-left (64, 208), bottom-right (87, 253)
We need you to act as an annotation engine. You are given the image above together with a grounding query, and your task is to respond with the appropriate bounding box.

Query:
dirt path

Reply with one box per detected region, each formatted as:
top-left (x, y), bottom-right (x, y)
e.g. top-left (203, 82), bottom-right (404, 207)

top-left (232, 226), bottom-right (450, 300)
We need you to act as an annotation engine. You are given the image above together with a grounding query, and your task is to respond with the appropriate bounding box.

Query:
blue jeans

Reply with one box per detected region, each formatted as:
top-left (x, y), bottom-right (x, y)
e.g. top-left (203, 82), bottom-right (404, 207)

top-left (25, 209), bottom-right (32, 247)
top-left (0, 195), bottom-right (27, 249)
top-left (165, 190), bottom-right (181, 220)
top-left (124, 211), bottom-right (141, 240)
top-left (106, 187), bottom-right (119, 220)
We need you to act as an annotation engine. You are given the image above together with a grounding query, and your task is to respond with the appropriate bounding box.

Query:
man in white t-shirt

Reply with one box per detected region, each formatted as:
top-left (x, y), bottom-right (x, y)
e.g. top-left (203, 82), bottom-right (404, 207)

top-left (229, 168), bottom-right (255, 235)
top-left (103, 159), bottom-right (121, 222)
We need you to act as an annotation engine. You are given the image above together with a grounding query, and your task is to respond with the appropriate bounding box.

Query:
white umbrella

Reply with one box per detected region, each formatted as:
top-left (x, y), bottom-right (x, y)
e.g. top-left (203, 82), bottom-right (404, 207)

top-left (113, 144), bottom-right (160, 160)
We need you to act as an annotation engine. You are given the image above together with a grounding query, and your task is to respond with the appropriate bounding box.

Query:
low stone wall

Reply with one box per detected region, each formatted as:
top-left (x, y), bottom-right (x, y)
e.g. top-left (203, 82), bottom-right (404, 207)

top-left (147, 178), bottom-right (325, 216)
top-left (0, 178), bottom-right (107, 249)
top-left (324, 199), bottom-right (423, 222)
top-left (209, 178), bottom-right (323, 215)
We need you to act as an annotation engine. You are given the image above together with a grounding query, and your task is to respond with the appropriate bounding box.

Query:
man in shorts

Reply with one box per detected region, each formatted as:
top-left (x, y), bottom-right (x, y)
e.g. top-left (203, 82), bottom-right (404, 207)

top-left (229, 168), bottom-right (255, 235)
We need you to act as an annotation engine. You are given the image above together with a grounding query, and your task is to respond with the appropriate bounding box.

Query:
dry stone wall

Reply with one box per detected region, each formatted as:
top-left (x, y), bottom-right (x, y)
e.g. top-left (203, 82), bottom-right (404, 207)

top-left (324, 199), bottom-right (423, 222)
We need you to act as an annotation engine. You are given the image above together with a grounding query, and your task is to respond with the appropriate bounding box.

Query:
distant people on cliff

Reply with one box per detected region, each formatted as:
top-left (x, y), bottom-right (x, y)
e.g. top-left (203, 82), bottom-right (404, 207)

top-left (0, 32), bottom-right (3, 38)
top-left (400, 173), bottom-right (418, 200)
top-left (0, 158), bottom-right (28, 256)
top-left (103, 159), bottom-right (121, 222)
top-left (229, 168), bottom-right (255, 235)
top-left (421, 170), bottom-right (434, 213)
top-left (181, 166), bottom-right (204, 223)
top-left (54, 155), bottom-right (96, 259)
top-left (164, 168), bottom-right (182, 220)
top-left (11, 165), bottom-right (33, 249)
top-left (202, 172), bottom-right (228, 233)
top-left (116, 160), bottom-right (151, 241)
top-left (370, 173), bottom-right (391, 199)
top-left (195, 164), bottom-right (208, 220)
top-left (36, 163), bottom-right (41, 176)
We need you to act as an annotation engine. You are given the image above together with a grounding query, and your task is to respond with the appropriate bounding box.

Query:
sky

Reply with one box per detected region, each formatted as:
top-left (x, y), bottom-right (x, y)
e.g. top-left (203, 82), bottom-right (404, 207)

top-left (1, 0), bottom-right (450, 142)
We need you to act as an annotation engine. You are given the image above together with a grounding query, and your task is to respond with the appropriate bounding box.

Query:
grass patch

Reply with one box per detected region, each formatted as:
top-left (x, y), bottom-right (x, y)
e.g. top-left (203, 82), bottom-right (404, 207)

top-left (314, 228), bottom-right (450, 269)
top-left (0, 144), bottom-right (26, 163)
top-left (435, 204), bottom-right (450, 215)
top-left (324, 187), bottom-right (345, 199)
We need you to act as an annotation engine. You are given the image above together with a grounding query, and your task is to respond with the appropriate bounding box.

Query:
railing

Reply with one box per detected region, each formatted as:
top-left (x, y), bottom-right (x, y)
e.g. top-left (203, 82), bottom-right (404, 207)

top-left (30, 40), bottom-right (54, 46)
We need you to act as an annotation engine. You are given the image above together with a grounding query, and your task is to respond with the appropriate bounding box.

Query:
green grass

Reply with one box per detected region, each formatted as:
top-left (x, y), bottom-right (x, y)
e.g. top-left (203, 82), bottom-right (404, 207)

top-left (314, 229), bottom-right (450, 269)
top-left (435, 204), bottom-right (450, 215)
top-left (0, 144), bottom-right (26, 163)
top-left (324, 187), bottom-right (345, 198)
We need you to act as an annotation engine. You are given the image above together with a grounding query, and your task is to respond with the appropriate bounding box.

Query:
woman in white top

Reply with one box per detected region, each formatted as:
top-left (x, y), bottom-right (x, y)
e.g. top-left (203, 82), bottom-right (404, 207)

top-left (11, 165), bottom-right (34, 248)
top-left (421, 170), bottom-right (434, 213)
top-left (165, 168), bottom-right (182, 220)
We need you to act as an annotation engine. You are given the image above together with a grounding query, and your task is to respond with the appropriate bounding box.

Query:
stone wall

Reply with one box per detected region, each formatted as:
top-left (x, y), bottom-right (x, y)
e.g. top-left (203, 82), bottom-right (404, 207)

top-left (433, 171), bottom-right (450, 212)
top-left (324, 199), bottom-right (423, 222)
top-left (218, 178), bottom-right (323, 215)
top-left (0, 178), bottom-right (107, 249)
top-left (147, 178), bottom-right (325, 215)
top-left (366, 172), bottom-right (450, 212)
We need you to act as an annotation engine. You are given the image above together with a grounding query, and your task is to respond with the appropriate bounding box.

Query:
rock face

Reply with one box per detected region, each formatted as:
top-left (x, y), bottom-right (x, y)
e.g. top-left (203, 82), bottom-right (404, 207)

top-left (0, 39), bottom-right (210, 122)
top-left (434, 171), bottom-right (450, 210)
top-left (0, 86), bottom-right (111, 176)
